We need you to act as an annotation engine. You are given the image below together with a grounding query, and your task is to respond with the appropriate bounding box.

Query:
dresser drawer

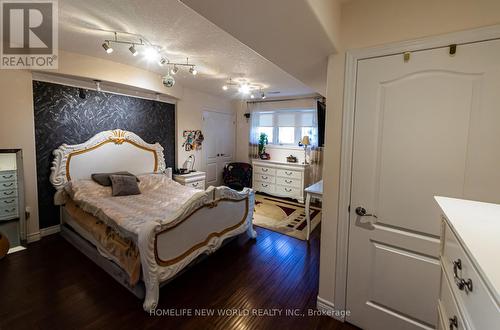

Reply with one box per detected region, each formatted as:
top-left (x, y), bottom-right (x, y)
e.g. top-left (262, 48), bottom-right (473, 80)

top-left (442, 222), bottom-right (498, 329)
top-left (187, 180), bottom-right (205, 190)
top-left (254, 181), bottom-right (275, 194)
top-left (0, 188), bottom-right (17, 198)
top-left (276, 169), bottom-right (301, 180)
top-left (0, 197), bottom-right (17, 208)
top-left (0, 171), bottom-right (16, 183)
top-left (276, 176), bottom-right (301, 188)
top-left (0, 181), bottom-right (17, 191)
top-left (0, 205), bottom-right (18, 220)
top-left (255, 173), bottom-right (275, 184)
top-left (438, 270), bottom-right (467, 330)
top-left (275, 185), bottom-right (300, 197)
top-left (254, 166), bottom-right (276, 176)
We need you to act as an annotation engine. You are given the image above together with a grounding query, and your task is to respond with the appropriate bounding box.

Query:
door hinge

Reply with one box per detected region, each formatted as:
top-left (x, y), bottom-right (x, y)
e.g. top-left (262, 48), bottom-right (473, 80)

top-left (449, 44), bottom-right (457, 56)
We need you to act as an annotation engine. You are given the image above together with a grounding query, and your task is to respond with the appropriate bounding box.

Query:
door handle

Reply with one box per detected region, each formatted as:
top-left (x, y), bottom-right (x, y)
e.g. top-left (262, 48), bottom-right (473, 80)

top-left (355, 206), bottom-right (377, 218)
top-left (355, 206), bottom-right (378, 225)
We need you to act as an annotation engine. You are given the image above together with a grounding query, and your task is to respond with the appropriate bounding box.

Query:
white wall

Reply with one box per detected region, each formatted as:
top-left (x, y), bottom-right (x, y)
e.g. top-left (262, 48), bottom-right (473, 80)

top-left (319, 0), bottom-right (500, 308)
top-left (0, 52), bottom-right (233, 240)
top-left (176, 88), bottom-right (234, 170)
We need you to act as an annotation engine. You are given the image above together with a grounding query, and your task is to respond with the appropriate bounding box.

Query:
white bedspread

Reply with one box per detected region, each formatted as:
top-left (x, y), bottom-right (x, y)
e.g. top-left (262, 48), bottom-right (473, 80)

top-left (65, 174), bottom-right (202, 240)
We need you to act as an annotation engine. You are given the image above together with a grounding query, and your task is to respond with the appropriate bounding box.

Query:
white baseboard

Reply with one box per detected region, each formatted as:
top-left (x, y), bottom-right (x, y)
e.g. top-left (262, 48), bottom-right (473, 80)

top-left (317, 296), bottom-right (345, 322)
top-left (27, 224), bottom-right (61, 243)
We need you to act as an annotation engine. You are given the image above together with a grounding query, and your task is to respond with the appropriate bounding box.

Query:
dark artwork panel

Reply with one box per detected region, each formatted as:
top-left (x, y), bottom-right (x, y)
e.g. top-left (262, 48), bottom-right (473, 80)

top-left (33, 81), bottom-right (175, 229)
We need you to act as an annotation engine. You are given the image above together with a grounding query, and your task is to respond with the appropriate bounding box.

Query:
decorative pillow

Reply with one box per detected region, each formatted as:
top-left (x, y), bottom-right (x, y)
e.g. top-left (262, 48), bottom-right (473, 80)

top-left (109, 175), bottom-right (141, 197)
top-left (91, 171), bottom-right (139, 186)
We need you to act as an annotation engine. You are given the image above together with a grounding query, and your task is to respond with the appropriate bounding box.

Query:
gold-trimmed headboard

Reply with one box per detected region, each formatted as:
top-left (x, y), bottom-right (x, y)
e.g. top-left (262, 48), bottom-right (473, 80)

top-left (50, 129), bottom-right (167, 193)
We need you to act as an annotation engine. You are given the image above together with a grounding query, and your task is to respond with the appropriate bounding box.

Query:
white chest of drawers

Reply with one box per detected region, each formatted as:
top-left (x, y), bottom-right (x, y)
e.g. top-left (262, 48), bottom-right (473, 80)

top-left (252, 160), bottom-right (310, 203)
top-left (173, 171), bottom-right (206, 190)
top-left (0, 170), bottom-right (19, 221)
top-left (435, 196), bottom-right (500, 330)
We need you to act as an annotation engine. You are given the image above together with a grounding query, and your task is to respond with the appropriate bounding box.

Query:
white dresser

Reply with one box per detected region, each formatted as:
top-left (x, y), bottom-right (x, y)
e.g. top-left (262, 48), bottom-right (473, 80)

top-left (435, 196), bottom-right (500, 330)
top-left (252, 160), bottom-right (310, 203)
top-left (0, 170), bottom-right (19, 221)
top-left (173, 171), bottom-right (206, 190)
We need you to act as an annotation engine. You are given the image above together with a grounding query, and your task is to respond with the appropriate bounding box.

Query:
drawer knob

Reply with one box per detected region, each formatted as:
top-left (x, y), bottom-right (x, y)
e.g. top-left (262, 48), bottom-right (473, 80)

top-left (285, 171), bottom-right (292, 175)
top-left (285, 188), bottom-right (292, 192)
top-left (452, 258), bottom-right (473, 293)
top-left (262, 168), bottom-right (268, 172)
top-left (285, 179), bottom-right (292, 183)
top-left (262, 183), bottom-right (268, 187)
top-left (261, 176), bottom-right (268, 180)
top-left (448, 316), bottom-right (458, 330)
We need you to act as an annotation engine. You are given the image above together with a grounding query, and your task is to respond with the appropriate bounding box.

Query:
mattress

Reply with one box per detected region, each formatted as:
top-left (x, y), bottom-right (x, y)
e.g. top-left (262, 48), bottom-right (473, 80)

top-left (64, 199), bottom-right (141, 286)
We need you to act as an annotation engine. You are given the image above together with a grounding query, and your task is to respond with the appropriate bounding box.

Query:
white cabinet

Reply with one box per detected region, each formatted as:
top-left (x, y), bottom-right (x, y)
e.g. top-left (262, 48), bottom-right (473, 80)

top-left (0, 170), bottom-right (19, 221)
top-left (173, 171), bottom-right (206, 190)
top-left (252, 160), bottom-right (310, 203)
top-left (435, 197), bottom-right (500, 330)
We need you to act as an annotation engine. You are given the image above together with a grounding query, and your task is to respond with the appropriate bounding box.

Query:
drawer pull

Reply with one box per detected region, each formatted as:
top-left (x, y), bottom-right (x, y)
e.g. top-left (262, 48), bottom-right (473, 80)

top-left (261, 176), bottom-right (268, 180)
top-left (448, 316), bottom-right (458, 330)
top-left (192, 182), bottom-right (199, 187)
top-left (2, 175), bottom-right (13, 179)
top-left (2, 191), bottom-right (14, 196)
top-left (285, 171), bottom-right (292, 175)
top-left (4, 208), bottom-right (16, 213)
top-left (2, 183), bottom-right (14, 187)
top-left (452, 259), bottom-right (473, 293)
top-left (3, 200), bottom-right (15, 204)
top-left (284, 188), bottom-right (292, 192)
top-left (285, 179), bottom-right (292, 184)
top-left (262, 168), bottom-right (269, 172)
top-left (262, 184), bottom-right (269, 187)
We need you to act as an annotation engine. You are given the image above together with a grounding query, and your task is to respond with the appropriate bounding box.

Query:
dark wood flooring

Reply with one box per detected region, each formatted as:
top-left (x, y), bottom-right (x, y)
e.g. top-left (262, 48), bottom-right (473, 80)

top-left (0, 226), bottom-right (359, 330)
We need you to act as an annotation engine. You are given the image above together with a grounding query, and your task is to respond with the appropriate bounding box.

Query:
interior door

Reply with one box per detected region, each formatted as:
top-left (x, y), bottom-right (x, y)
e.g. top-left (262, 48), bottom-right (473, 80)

top-left (346, 39), bottom-right (500, 329)
top-left (203, 111), bottom-right (235, 186)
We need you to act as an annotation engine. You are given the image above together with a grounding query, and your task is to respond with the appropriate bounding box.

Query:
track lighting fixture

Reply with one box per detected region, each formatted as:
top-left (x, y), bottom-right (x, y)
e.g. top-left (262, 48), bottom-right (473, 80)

top-left (250, 94), bottom-right (255, 99)
top-left (238, 84), bottom-right (250, 94)
top-left (261, 92), bottom-right (266, 99)
top-left (129, 44), bottom-right (138, 56)
top-left (221, 78), bottom-right (266, 97)
top-left (100, 31), bottom-right (200, 88)
top-left (102, 41), bottom-right (113, 54)
top-left (222, 85), bottom-right (228, 91)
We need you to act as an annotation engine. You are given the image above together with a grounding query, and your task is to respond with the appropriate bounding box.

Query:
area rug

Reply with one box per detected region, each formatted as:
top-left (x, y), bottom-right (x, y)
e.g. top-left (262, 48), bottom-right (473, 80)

top-left (253, 194), bottom-right (321, 241)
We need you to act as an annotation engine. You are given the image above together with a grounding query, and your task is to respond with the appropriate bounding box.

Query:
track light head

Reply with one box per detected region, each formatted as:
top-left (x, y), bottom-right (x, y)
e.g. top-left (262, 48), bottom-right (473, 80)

top-left (222, 85), bottom-right (228, 91)
top-left (102, 41), bottom-right (113, 54)
top-left (250, 94), bottom-right (255, 99)
top-left (189, 67), bottom-right (197, 75)
top-left (171, 65), bottom-right (178, 75)
top-left (129, 44), bottom-right (138, 56)
top-left (159, 57), bottom-right (167, 66)
top-left (261, 92), bottom-right (266, 99)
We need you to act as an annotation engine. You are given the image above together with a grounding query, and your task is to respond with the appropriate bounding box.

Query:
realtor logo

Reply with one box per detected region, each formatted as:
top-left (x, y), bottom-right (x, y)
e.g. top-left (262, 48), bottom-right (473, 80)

top-left (1, 0), bottom-right (58, 69)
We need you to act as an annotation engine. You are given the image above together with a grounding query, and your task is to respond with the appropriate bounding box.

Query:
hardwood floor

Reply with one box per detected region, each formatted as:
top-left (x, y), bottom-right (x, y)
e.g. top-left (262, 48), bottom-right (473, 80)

top-left (0, 226), bottom-right (359, 330)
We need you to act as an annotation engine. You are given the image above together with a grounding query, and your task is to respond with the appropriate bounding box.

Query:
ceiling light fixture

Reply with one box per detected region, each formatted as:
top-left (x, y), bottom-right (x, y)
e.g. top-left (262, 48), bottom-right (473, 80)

top-left (100, 31), bottom-right (200, 87)
top-left (222, 85), bottom-right (228, 91)
top-left (261, 92), bottom-right (266, 99)
top-left (238, 84), bottom-right (250, 94)
top-left (250, 94), bottom-right (255, 99)
top-left (102, 41), bottom-right (113, 54)
top-left (129, 44), bottom-right (138, 56)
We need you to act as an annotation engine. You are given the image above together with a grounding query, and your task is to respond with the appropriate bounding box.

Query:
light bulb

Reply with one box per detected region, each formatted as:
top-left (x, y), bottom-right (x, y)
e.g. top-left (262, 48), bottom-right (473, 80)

top-left (222, 85), bottom-right (228, 91)
top-left (129, 44), bottom-right (138, 56)
top-left (102, 42), bottom-right (113, 54)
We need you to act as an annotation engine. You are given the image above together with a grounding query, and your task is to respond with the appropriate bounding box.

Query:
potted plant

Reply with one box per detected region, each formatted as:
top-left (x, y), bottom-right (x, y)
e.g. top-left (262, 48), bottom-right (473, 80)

top-left (258, 132), bottom-right (270, 160)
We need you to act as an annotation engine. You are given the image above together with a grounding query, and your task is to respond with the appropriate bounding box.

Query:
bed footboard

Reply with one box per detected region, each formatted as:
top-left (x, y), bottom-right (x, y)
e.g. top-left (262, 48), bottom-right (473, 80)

top-left (138, 186), bottom-right (256, 311)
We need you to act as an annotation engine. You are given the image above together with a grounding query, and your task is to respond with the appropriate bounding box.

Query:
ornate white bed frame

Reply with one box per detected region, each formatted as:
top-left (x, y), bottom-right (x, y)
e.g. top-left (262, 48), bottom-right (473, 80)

top-left (49, 129), bottom-right (257, 311)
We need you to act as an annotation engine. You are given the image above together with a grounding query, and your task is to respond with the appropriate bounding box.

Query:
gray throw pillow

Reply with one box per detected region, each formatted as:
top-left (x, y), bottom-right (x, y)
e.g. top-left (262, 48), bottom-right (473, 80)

top-left (91, 171), bottom-right (139, 186)
top-left (109, 175), bottom-right (141, 197)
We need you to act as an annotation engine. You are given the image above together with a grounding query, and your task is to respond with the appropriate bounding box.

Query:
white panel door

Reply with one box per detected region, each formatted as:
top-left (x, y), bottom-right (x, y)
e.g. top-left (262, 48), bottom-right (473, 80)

top-left (347, 39), bottom-right (500, 330)
top-left (203, 111), bottom-right (235, 186)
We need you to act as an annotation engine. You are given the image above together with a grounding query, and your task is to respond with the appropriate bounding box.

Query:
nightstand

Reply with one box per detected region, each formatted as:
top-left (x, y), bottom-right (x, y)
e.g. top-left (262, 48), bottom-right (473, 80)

top-left (173, 171), bottom-right (206, 190)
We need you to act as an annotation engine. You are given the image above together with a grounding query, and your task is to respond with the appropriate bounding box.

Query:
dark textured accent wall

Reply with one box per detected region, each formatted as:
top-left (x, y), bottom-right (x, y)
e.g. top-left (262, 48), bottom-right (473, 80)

top-left (33, 81), bottom-right (175, 229)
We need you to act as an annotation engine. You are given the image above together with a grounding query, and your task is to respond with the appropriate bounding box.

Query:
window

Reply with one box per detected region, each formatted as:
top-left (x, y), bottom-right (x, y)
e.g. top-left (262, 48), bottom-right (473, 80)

top-left (252, 109), bottom-right (318, 146)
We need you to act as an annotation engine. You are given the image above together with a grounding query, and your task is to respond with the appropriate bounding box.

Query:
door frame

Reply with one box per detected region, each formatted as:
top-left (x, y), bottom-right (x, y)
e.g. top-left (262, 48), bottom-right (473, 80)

top-left (331, 24), bottom-right (500, 321)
